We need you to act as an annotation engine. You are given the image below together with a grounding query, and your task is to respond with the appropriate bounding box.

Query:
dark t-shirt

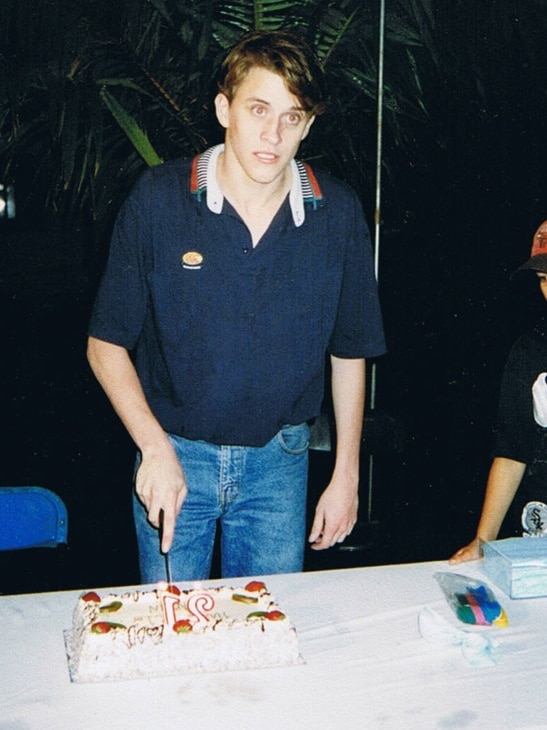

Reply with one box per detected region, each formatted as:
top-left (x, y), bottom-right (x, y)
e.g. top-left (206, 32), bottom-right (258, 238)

top-left (89, 148), bottom-right (386, 446)
top-left (493, 320), bottom-right (547, 531)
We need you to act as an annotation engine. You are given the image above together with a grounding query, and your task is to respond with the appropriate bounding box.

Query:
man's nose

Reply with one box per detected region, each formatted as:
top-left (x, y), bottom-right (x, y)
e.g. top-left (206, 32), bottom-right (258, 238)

top-left (261, 117), bottom-right (282, 144)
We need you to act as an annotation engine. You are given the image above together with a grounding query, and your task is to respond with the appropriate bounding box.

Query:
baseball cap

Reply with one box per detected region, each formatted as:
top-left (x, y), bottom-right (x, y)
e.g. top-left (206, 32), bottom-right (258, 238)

top-left (514, 220), bottom-right (547, 275)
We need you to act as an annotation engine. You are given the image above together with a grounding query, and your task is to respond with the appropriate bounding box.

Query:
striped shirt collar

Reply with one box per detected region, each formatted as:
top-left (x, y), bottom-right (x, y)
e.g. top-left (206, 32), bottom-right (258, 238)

top-left (190, 144), bottom-right (322, 228)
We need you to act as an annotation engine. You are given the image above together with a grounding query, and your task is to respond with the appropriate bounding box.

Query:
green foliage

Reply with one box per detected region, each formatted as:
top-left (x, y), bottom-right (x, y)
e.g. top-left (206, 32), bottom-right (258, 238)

top-left (2, 0), bottom-right (546, 238)
top-left (99, 88), bottom-right (164, 167)
top-left (0, 0), bottom-right (431, 232)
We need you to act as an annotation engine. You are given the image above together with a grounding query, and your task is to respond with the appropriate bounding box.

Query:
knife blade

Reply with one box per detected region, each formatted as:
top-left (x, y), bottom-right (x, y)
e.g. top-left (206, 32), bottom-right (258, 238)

top-left (159, 509), bottom-right (172, 585)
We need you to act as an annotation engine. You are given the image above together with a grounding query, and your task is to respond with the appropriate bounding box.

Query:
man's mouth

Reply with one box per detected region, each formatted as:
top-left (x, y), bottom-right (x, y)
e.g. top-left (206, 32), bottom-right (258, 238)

top-left (254, 151), bottom-right (279, 163)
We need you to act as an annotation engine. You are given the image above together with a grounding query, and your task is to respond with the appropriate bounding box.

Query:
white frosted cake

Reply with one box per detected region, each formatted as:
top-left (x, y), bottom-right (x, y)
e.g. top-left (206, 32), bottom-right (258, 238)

top-left (64, 580), bottom-right (301, 682)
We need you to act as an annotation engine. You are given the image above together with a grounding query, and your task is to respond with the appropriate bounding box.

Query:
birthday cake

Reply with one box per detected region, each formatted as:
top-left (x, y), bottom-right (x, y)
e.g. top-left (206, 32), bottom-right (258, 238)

top-left (64, 581), bottom-right (301, 682)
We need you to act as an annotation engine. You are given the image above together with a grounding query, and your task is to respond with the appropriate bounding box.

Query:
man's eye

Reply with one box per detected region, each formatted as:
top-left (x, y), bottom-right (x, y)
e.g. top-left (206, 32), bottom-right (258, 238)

top-left (286, 113), bottom-right (302, 125)
top-left (252, 105), bottom-right (266, 116)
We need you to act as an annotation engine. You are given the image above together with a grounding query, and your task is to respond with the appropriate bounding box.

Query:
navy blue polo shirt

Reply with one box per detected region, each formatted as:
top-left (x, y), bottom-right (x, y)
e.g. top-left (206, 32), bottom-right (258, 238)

top-left (89, 145), bottom-right (386, 446)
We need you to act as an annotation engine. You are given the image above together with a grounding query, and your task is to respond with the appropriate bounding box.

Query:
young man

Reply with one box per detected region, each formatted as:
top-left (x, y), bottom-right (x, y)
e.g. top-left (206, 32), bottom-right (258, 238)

top-left (450, 220), bottom-right (547, 564)
top-left (87, 30), bottom-right (386, 581)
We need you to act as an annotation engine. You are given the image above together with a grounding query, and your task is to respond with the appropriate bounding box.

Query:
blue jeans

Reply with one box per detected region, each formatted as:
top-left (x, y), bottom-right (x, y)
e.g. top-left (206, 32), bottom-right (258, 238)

top-left (133, 423), bottom-right (310, 582)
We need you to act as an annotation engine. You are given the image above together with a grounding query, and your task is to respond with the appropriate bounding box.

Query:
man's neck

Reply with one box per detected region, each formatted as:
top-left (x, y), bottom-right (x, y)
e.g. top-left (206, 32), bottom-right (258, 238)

top-left (216, 150), bottom-right (292, 245)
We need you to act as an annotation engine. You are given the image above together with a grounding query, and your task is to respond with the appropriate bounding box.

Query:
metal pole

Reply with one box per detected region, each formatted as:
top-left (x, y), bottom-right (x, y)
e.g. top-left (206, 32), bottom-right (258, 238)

top-left (367, 0), bottom-right (385, 523)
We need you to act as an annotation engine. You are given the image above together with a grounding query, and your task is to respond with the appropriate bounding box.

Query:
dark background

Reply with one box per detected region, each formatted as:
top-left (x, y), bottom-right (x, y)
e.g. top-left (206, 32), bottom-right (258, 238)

top-left (1, 4), bottom-right (546, 594)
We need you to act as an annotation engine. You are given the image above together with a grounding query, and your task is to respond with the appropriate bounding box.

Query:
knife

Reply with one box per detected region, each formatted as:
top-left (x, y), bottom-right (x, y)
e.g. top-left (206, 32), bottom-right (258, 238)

top-left (159, 509), bottom-right (172, 585)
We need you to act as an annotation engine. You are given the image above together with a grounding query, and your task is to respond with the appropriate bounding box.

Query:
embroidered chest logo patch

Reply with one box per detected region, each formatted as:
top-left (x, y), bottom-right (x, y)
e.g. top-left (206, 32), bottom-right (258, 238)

top-left (181, 251), bottom-right (204, 269)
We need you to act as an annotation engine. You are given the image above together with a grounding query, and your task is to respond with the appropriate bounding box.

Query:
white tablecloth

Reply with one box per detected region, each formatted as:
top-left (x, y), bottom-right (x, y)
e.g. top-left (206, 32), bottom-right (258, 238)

top-left (1, 560), bottom-right (546, 730)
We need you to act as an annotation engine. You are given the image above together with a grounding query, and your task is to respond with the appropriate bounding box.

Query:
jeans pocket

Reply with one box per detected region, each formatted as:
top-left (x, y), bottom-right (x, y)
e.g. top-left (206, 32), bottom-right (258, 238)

top-left (276, 423), bottom-right (310, 455)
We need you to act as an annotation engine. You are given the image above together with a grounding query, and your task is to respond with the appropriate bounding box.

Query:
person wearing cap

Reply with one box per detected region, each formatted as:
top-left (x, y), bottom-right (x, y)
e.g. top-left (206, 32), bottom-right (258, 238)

top-left (86, 30), bottom-right (386, 582)
top-left (450, 221), bottom-right (547, 564)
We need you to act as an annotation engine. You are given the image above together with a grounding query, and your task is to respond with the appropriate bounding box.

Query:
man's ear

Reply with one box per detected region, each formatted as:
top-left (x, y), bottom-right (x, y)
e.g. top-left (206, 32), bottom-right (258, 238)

top-left (215, 93), bottom-right (230, 129)
top-left (301, 115), bottom-right (315, 141)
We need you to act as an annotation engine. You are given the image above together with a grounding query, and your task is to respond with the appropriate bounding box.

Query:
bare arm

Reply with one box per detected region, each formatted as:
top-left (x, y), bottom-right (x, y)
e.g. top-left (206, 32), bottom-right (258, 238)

top-left (86, 336), bottom-right (186, 552)
top-left (449, 456), bottom-right (526, 563)
top-left (308, 355), bottom-right (365, 550)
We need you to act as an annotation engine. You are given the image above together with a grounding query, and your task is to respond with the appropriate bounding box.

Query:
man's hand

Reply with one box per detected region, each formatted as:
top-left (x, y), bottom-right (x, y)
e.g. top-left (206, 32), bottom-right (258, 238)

top-left (135, 443), bottom-right (187, 554)
top-left (448, 537), bottom-right (483, 564)
top-left (308, 478), bottom-right (358, 550)
top-left (309, 355), bottom-right (364, 551)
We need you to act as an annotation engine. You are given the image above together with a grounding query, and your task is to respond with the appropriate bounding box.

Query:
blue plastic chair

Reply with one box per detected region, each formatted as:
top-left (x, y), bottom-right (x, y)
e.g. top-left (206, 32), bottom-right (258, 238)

top-left (0, 487), bottom-right (68, 550)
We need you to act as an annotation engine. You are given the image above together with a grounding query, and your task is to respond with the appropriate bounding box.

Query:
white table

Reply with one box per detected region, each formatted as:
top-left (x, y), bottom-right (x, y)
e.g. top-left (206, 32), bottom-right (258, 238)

top-left (1, 560), bottom-right (546, 730)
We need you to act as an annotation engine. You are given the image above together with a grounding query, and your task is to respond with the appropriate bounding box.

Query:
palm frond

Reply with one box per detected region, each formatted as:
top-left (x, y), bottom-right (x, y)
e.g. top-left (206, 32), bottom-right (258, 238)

top-left (213, 0), bottom-right (308, 43)
top-left (3, 0), bottom-right (542, 238)
top-left (99, 88), bottom-right (163, 167)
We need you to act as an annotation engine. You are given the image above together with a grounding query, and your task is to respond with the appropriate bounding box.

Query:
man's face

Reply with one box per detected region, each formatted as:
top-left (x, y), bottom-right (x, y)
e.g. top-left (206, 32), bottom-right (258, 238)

top-left (215, 66), bottom-right (315, 187)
